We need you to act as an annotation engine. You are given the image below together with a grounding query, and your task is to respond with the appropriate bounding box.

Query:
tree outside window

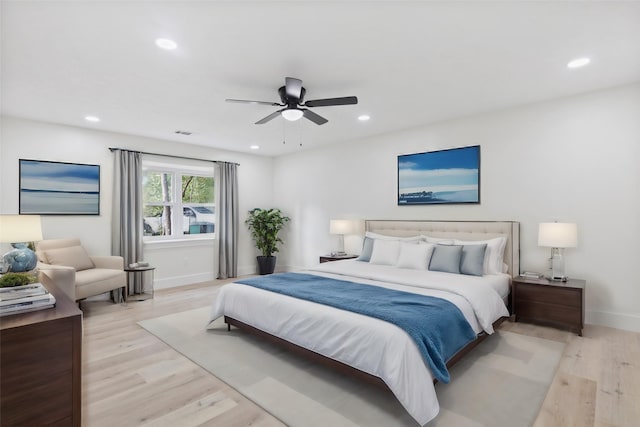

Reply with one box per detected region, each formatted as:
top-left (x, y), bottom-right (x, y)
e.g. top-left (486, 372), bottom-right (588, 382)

top-left (143, 169), bottom-right (214, 239)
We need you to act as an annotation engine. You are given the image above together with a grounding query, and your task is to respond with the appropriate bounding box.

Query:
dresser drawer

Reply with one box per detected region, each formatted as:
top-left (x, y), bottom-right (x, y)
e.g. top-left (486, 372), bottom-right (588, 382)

top-left (515, 283), bottom-right (581, 308)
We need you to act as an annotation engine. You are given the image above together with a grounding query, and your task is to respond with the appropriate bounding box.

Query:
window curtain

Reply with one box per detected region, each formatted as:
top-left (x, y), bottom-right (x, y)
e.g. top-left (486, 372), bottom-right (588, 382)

top-left (111, 149), bottom-right (143, 301)
top-left (215, 161), bottom-right (238, 279)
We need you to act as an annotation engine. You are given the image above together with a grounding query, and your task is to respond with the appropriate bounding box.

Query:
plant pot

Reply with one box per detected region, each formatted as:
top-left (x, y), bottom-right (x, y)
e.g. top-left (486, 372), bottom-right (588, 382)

top-left (256, 256), bottom-right (277, 275)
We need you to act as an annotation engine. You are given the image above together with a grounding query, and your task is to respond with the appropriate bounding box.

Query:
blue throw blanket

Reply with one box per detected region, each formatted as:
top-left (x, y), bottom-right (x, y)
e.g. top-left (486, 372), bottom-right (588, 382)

top-left (236, 272), bottom-right (477, 383)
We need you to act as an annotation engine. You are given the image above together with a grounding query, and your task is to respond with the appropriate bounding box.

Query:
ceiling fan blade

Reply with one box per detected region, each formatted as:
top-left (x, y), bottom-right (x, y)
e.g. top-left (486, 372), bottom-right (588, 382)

top-left (304, 96), bottom-right (358, 107)
top-left (285, 77), bottom-right (303, 100)
top-left (302, 109), bottom-right (328, 125)
top-left (255, 109), bottom-right (284, 125)
top-left (226, 98), bottom-right (282, 106)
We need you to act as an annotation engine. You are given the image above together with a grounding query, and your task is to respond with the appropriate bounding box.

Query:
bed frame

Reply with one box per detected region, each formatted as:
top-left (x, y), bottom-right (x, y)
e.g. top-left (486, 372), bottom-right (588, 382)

top-left (225, 220), bottom-right (520, 389)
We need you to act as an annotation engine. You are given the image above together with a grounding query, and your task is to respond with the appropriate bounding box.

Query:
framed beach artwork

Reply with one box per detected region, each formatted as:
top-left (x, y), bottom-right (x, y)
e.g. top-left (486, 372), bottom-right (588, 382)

top-left (397, 145), bottom-right (480, 205)
top-left (19, 159), bottom-right (100, 215)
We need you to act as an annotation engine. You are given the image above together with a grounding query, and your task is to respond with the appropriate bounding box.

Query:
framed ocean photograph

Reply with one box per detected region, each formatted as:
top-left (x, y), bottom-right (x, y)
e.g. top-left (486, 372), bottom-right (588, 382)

top-left (397, 145), bottom-right (480, 205)
top-left (19, 159), bottom-right (100, 215)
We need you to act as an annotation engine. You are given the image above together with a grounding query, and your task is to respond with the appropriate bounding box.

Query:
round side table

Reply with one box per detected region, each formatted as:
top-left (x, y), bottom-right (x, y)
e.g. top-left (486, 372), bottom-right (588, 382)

top-left (124, 266), bottom-right (155, 301)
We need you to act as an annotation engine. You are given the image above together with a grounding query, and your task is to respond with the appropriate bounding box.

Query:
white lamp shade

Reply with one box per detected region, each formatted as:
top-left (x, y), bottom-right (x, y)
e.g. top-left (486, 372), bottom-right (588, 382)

top-left (0, 215), bottom-right (43, 243)
top-left (538, 222), bottom-right (578, 248)
top-left (329, 219), bottom-right (355, 235)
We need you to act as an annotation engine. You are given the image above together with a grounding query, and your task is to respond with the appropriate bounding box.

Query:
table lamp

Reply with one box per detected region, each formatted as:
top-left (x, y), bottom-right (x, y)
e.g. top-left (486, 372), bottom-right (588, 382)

top-left (538, 222), bottom-right (577, 281)
top-left (329, 219), bottom-right (355, 256)
top-left (0, 215), bottom-right (43, 272)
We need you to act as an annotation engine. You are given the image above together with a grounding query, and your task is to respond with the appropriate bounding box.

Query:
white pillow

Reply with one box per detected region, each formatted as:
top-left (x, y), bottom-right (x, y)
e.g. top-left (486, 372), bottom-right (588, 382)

top-left (365, 231), bottom-right (424, 242)
top-left (396, 242), bottom-right (435, 270)
top-left (422, 235), bottom-right (455, 245)
top-left (453, 237), bottom-right (507, 275)
top-left (369, 239), bottom-right (401, 266)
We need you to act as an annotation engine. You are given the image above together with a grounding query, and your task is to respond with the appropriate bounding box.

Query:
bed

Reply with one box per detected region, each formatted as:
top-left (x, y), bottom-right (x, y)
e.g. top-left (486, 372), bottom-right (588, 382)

top-left (209, 220), bottom-right (520, 425)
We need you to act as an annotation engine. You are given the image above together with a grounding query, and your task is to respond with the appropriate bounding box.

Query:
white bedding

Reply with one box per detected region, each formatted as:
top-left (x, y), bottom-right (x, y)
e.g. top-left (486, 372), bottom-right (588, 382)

top-left (209, 260), bottom-right (509, 426)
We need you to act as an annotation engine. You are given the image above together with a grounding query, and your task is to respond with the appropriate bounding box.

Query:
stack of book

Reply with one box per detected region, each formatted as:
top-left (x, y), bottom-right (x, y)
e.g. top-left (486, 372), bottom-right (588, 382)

top-left (129, 261), bottom-right (150, 268)
top-left (0, 283), bottom-right (56, 317)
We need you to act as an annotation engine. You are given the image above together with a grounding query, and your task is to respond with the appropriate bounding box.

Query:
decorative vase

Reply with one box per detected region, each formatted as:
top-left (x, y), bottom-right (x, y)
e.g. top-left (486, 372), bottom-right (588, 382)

top-left (3, 243), bottom-right (38, 272)
top-left (256, 256), bottom-right (276, 275)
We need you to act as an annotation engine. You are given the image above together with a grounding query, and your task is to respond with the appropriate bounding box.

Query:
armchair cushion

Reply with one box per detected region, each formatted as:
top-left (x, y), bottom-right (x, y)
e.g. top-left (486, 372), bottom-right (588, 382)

top-left (75, 269), bottom-right (126, 300)
top-left (44, 245), bottom-right (95, 271)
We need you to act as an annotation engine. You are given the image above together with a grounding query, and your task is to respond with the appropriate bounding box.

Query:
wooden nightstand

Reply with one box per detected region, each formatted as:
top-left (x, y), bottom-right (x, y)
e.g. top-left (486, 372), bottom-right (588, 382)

top-left (319, 254), bottom-right (358, 263)
top-left (513, 276), bottom-right (585, 336)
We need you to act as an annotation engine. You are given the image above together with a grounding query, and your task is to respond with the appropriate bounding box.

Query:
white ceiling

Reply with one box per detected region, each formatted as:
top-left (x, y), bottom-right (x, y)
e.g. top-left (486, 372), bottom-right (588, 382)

top-left (2, 1), bottom-right (640, 157)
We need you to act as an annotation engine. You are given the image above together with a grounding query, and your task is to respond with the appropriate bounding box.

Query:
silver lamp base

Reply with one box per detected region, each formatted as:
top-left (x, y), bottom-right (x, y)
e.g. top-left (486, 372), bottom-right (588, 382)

top-left (550, 247), bottom-right (567, 281)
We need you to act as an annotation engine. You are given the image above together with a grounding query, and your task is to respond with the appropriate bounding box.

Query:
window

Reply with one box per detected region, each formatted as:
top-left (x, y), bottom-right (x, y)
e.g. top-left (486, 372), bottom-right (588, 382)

top-left (142, 160), bottom-right (215, 240)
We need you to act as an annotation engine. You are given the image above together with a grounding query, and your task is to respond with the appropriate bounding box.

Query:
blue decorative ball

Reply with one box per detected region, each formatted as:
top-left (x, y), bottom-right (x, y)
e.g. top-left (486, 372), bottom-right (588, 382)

top-left (3, 243), bottom-right (37, 272)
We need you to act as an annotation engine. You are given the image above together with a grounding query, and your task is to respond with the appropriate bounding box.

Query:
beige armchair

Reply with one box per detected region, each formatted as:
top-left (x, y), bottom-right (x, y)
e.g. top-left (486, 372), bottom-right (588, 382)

top-left (35, 238), bottom-right (126, 303)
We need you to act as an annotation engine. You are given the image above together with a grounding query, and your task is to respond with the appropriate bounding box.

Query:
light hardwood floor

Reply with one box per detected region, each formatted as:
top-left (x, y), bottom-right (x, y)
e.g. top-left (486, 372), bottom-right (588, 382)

top-left (81, 280), bottom-right (639, 427)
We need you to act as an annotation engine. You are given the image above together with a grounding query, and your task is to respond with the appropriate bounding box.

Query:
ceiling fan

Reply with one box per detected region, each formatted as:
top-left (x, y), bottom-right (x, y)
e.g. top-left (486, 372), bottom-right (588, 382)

top-left (226, 77), bottom-right (358, 125)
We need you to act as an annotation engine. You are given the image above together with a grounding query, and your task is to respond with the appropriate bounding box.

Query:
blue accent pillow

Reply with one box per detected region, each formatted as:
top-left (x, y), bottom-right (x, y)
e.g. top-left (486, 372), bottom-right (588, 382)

top-left (460, 244), bottom-right (487, 276)
top-left (429, 245), bottom-right (463, 274)
top-left (356, 237), bottom-right (374, 262)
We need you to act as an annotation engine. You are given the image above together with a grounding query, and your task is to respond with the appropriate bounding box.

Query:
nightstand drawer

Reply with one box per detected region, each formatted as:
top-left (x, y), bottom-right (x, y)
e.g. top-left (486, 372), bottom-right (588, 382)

top-left (516, 301), bottom-right (582, 325)
top-left (516, 283), bottom-right (581, 308)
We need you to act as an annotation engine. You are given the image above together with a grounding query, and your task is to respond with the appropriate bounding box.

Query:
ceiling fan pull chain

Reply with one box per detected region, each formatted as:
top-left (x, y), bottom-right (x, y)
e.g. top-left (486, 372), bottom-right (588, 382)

top-left (299, 120), bottom-right (303, 148)
top-left (282, 120), bottom-right (286, 144)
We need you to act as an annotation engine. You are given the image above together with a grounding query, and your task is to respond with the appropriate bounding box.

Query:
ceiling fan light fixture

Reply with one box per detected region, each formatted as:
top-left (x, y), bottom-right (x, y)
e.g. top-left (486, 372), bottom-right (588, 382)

top-left (281, 108), bottom-right (303, 121)
top-left (155, 38), bottom-right (177, 50)
top-left (567, 57), bottom-right (590, 69)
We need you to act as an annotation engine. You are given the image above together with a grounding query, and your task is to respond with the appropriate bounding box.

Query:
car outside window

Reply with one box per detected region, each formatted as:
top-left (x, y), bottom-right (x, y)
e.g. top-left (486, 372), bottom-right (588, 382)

top-left (143, 165), bottom-right (215, 240)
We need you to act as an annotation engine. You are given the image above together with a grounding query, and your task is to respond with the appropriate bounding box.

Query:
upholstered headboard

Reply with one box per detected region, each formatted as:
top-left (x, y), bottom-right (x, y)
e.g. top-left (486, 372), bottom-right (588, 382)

top-left (366, 220), bottom-right (520, 278)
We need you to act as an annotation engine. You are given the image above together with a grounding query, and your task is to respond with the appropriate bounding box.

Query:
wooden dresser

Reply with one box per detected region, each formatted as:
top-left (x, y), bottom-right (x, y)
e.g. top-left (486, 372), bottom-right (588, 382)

top-left (1, 281), bottom-right (82, 426)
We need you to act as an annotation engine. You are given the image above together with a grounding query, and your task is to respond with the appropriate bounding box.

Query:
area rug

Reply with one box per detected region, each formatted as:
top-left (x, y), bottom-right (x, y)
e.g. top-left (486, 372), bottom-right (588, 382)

top-left (139, 307), bottom-right (565, 427)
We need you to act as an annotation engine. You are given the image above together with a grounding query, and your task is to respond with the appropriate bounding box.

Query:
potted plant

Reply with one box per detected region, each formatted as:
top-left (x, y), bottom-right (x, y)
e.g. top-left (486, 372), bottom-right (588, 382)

top-left (245, 208), bottom-right (290, 275)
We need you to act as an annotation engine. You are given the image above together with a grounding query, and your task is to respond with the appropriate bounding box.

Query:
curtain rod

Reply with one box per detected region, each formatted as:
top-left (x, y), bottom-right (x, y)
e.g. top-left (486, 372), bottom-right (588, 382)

top-left (108, 147), bottom-right (239, 166)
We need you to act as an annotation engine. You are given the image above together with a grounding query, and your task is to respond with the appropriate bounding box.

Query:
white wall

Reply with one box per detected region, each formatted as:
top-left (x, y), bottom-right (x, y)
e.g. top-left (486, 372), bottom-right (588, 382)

top-left (273, 83), bottom-right (640, 332)
top-left (0, 116), bottom-right (274, 287)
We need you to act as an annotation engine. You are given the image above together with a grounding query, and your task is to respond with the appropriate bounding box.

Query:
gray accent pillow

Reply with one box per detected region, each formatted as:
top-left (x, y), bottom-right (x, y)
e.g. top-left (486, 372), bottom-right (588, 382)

top-left (428, 244), bottom-right (463, 274)
top-left (460, 244), bottom-right (488, 276)
top-left (356, 237), bottom-right (374, 262)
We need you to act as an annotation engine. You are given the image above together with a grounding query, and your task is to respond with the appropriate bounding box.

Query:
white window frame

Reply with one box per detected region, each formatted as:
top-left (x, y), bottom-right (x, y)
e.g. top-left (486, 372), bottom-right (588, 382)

top-left (142, 159), bottom-right (215, 242)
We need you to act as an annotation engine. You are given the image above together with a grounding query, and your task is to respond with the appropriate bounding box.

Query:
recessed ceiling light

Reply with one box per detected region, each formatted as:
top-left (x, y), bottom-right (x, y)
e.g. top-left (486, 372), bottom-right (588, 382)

top-left (567, 57), bottom-right (590, 69)
top-left (250, 145), bottom-right (260, 150)
top-left (358, 114), bottom-right (370, 121)
top-left (155, 38), bottom-right (178, 50)
top-left (84, 115), bottom-right (100, 122)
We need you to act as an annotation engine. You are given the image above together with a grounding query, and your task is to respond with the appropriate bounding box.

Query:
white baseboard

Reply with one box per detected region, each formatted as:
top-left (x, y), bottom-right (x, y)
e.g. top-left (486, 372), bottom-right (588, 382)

top-left (586, 310), bottom-right (640, 333)
top-left (154, 272), bottom-right (216, 290)
top-left (237, 265), bottom-right (257, 276)
top-left (155, 266), bottom-right (260, 288)
top-left (237, 264), bottom-right (295, 276)
top-left (277, 264), bottom-right (300, 273)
